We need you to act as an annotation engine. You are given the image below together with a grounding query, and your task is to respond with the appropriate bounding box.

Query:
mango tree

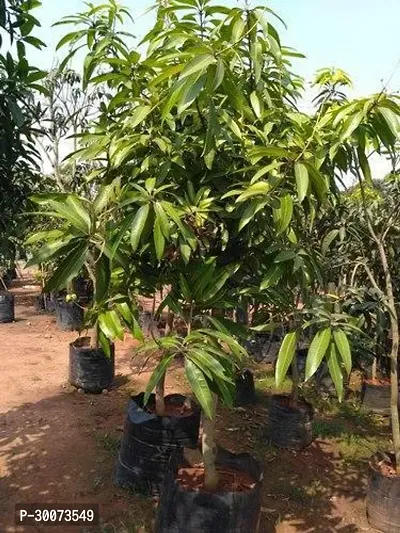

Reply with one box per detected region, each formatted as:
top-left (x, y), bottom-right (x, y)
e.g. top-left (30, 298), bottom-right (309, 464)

top-left (53, 0), bottom-right (400, 490)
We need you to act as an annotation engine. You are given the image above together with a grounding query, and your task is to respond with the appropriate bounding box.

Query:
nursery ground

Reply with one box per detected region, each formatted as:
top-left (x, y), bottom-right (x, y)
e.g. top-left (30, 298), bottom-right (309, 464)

top-left (0, 279), bottom-right (391, 532)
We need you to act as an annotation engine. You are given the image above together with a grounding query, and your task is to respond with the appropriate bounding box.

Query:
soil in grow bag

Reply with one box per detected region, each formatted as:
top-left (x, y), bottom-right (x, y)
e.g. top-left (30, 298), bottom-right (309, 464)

top-left (235, 369), bottom-right (256, 406)
top-left (69, 337), bottom-right (115, 393)
top-left (367, 452), bottom-right (400, 532)
top-left (115, 393), bottom-right (200, 496)
top-left (362, 379), bottom-right (393, 416)
top-left (268, 394), bottom-right (313, 450)
top-left (55, 299), bottom-right (84, 331)
top-left (155, 447), bottom-right (263, 533)
top-left (0, 291), bottom-right (14, 323)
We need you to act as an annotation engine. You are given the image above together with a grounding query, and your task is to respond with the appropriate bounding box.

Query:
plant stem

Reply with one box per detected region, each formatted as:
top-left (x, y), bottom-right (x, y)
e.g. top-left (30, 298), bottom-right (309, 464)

top-left (90, 323), bottom-right (99, 349)
top-left (356, 167), bottom-right (400, 473)
top-left (187, 303), bottom-right (193, 335)
top-left (372, 357), bottom-right (377, 382)
top-left (377, 238), bottom-right (400, 473)
top-left (165, 309), bottom-right (174, 335)
top-left (201, 395), bottom-right (219, 491)
top-left (156, 371), bottom-right (166, 416)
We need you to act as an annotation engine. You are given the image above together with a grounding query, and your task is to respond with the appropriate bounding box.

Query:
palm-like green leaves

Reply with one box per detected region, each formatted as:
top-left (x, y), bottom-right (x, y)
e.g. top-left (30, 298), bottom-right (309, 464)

top-left (138, 326), bottom-right (245, 419)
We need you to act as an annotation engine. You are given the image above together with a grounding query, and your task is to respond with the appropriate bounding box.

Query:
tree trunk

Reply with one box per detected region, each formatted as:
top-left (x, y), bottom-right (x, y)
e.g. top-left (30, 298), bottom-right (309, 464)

top-left (90, 324), bottom-right (99, 350)
top-left (201, 395), bottom-right (219, 491)
top-left (165, 309), bottom-right (174, 335)
top-left (156, 371), bottom-right (166, 416)
top-left (377, 240), bottom-right (400, 473)
top-left (372, 357), bottom-right (377, 382)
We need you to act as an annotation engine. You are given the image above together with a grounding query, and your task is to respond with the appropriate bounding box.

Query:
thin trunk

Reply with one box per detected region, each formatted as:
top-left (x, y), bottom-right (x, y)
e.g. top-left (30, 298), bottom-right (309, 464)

top-left (356, 168), bottom-right (400, 471)
top-left (0, 276), bottom-right (7, 291)
top-left (90, 324), bottom-right (99, 349)
top-left (187, 303), bottom-right (193, 335)
top-left (201, 395), bottom-right (219, 491)
top-left (291, 352), bottom-right (299, 404)
top-left (156, 371), bottom-right (166, 416)
top-left (86, 261), bottom-right (98, 350)
top-left (165, 309), bottom-right (174, 335)
top-left (372, 357), bottom-right (377, 382)
top-left (377, 240), bottom-right (400, 473)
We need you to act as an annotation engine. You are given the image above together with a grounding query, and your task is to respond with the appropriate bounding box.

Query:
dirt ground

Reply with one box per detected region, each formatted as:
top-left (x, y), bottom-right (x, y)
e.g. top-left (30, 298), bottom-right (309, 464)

top-left (0, 278), bottom-right (388, 532)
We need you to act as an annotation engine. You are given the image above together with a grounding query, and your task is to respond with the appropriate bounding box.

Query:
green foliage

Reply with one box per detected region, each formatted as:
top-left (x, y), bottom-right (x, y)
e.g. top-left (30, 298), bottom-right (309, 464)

top-left (0, 0), bottom-right (47, 266)
top-left (36, 0), bottom-right (400, 416)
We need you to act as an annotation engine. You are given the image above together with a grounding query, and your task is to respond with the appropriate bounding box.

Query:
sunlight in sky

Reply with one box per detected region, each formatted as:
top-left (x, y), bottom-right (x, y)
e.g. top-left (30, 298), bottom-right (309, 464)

top-left (30, 0), bottom-right (399, 178)
top-left (31, 0), bottom-right (400, 96)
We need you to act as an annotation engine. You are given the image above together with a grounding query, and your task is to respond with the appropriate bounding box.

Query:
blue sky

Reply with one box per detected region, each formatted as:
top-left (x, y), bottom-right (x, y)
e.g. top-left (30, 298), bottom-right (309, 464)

top-left (30, 0), bottom-right (400, 98)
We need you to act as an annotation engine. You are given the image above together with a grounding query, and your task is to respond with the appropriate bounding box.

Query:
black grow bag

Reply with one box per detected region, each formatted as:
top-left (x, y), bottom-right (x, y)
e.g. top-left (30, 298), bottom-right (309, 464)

top-left (235, 369), bottom-right (256, 406)
top-left (55, 299), bottom-right (84, 331)
top-left (115, 393), bottom-right (201, 496)
top-left (0, 291), bottom-right (14, 323)
top-left (268, 394), bottom-right (313, 450)
top-left (367, 453), bottom-right (400, 532)
top-left (35, 294), bottom-right (55, 313)
top-left (69, 337), bottom-right (114, 393)
top-left (362, 381), bottom-right (392, 416)
top-left (155, 447), bottom-right (263, 533)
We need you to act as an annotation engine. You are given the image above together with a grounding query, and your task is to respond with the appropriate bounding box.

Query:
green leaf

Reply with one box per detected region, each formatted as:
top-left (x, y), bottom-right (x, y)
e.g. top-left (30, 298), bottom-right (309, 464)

top-left (179, 54), bottom-right (216, 80)
top-left (294, 162), bottom-right (309, 203)
top-left (326, 343), bottom-right (344, 401)
top-left (212, 375), bottom-right (234, 407)
top-left (144, 354), bottom-right (175, 405)
top-left (98, 310), bottom-right (124, 341)
top-left (305, 327), bottom-right (332, 381)
top-left (131, 204), bottom-right (150, 251)
top-left (48, 197), bottom-right (90, 234)
top-left (188, 349), bottom-right (232, 383)
top-left (132, 316), bottom-right (144, 342)
top-left (45, 241), bottom-right (88, 292)
top-left (56, 30), bottom-right (85, 50)
top-left (154, 217), bottom-right (165, 261)
top-left (333, 329), bottom-right (352, 375)
top-left (95, 254), bottom-right (110, 303)
top-left (98, 330), bottom-right (111, 358)
top-left (273, 194), bottom-right (293, 235)
top-left (275, 331), bottom-right (297, 388)
top-left (236, 181), bottom-right (270, 203)
top-left (154, 203), bottom-right (170, 239)
top-left (340, 110), bottom-right (364, 141)
top-left (179, 273), bottom-right (192, 301)
top-left (176, 241), bottom-right (190, 262)
top-left (378, 107), bottom-right (400, 137)
top-left (250, 92), bottom-right (263, 119)
top-left (157, 294), bottom-right (183, 317)
top-left (321, 229), bottom-right (339, 256)
top-left (25, 229), bottom-right (64, 245)
top-left (213, 59), bottom-right (225, 90)
top-left (93, 183), bottom-right (115, 214)
top-left (26, 236), bottom-right (75, 267)
top-left (357, 147), bottom-right (373, 186)
top-left (274, 250), bottom-right (296, 263)
top-left (260, 264), bottom-right (283, 290)
top-left (129, 105), bottom-right (152, 129)
top-left (185, 359), bottom-right (214, 419)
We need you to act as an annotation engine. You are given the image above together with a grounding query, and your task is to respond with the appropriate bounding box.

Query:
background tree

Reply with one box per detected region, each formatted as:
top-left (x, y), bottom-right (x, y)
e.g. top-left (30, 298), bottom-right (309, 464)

top-left (0, 0), bottom-right (47, 268)
top-left (37, 67), bottom-right (104, 191)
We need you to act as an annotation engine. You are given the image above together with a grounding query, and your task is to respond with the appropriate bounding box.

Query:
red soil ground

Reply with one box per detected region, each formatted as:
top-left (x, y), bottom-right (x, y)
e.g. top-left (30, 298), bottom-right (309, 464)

top-left (0, 278), bottom-right (383, 532)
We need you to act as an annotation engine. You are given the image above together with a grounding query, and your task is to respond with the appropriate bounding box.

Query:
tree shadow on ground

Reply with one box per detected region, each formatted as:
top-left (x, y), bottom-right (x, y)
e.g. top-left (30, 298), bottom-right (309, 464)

top-left (0, 390), bottom-right (155, 533)
top-left (217, 387), bottom-right (384, 532)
